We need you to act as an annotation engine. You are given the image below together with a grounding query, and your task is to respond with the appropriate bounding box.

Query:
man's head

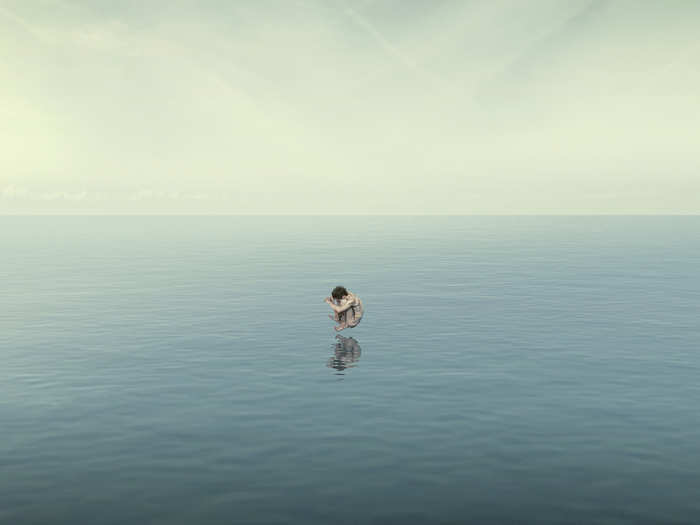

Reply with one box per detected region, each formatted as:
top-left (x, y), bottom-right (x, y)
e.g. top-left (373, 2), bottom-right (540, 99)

top-left (331, 286), bottom-right (348, 301)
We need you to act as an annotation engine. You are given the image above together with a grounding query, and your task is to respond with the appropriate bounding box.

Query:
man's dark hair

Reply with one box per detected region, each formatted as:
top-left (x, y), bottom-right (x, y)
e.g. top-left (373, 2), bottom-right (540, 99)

top-left (331, 286), bottom-right (348, 300)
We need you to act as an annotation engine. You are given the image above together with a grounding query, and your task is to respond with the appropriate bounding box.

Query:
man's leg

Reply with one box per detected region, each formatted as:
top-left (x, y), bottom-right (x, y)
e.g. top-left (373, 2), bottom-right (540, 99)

top-left (329, 310), bottom-right (345, 322)
top-left (334, 310), bottom-right (348, 330)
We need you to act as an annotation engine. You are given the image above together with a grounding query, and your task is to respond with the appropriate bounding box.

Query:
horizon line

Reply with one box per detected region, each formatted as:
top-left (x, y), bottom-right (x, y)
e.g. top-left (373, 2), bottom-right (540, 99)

top-left (1, 212), bottom-right (699, 217)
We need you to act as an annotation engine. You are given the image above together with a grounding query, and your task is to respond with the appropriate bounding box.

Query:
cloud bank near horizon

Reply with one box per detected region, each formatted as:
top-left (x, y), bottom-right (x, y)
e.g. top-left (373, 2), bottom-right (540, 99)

top-left (2, 0), bottom-right (699, 214)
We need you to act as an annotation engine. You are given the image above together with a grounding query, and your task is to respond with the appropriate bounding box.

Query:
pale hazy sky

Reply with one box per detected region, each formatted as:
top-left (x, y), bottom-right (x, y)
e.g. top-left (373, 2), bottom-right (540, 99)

top-left (2, 0), bottom-right (699, 214)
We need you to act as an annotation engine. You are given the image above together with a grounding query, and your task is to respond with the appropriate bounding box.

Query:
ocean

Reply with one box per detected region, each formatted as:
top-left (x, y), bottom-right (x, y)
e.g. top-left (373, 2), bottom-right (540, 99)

top-left (2, 216), bottom-right (699, 524)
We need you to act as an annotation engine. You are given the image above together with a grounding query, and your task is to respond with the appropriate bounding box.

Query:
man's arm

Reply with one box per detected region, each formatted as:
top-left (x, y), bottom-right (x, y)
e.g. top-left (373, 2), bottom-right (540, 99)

top-left (326, 298), bottom-right (354, 314)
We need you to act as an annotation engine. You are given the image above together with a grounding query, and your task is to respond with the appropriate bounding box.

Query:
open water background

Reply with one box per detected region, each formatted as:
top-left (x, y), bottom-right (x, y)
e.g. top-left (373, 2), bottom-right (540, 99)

top-left (2, 216), bottom-right (699, 524)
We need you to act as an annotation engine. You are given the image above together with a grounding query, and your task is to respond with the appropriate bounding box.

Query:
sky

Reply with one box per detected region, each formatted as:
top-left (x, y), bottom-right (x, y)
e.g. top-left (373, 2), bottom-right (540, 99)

top-left (1, 0), bottom-right (699, 214)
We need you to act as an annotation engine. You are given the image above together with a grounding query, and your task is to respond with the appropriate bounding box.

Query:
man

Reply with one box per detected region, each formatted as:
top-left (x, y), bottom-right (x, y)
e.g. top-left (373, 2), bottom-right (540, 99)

top-left (324, 286), bottom-right (364, 331)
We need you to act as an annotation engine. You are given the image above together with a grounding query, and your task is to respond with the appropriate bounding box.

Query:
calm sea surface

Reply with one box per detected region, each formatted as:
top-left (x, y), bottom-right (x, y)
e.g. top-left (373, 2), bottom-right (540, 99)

top-left (2, 216), bottom-right (699, 524)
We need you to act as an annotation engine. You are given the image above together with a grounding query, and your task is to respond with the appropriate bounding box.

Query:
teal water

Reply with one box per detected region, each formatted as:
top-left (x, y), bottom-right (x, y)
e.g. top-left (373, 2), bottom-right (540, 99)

top-left (2, 216), bottom-right (699, 524)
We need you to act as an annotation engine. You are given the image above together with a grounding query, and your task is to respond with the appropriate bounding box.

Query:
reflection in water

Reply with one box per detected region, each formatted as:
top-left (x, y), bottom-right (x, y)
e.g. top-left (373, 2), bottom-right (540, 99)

top-left (327, 335), bottom-right (362, 374)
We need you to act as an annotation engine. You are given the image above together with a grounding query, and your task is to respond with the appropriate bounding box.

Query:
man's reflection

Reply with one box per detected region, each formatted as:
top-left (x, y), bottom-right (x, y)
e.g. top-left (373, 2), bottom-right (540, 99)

top-left (327, 335), bottom-right (362, 373)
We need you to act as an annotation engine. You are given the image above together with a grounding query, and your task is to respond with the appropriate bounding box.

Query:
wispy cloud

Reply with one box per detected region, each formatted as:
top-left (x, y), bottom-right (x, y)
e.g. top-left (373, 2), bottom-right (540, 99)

top-left (2, 185), bottom-right (30, 199)
top-left (338, 2), bottom-right (418, 71)
top-left (37, 191), bottom-right (88, 201)
top-left (0, 5), bottom-right (52, 44)
top-left (1, 186), bottom-right (88, 201)
top-left (130, 190), bottom-right (210, 201)
top-left (337, 1), bottom-right (453, 90)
